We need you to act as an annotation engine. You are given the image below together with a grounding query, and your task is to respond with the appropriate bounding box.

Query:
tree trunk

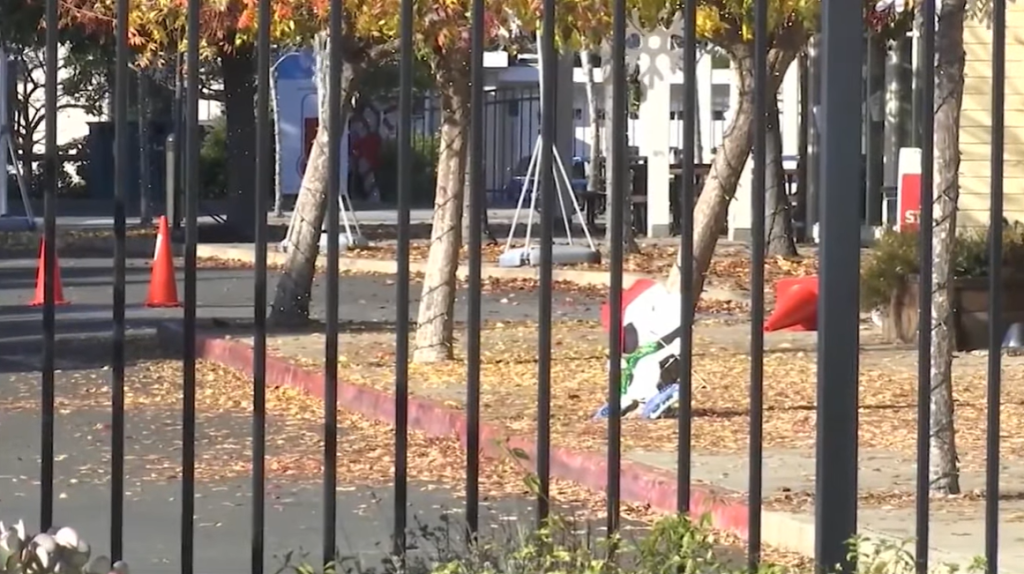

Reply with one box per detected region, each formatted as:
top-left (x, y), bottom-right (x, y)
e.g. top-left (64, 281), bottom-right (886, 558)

top-left (413, 60), bottom-right (470, 363)
top-left (269, 32), bottom-right (357, 325)
top-left (928, 0), bottom-right (966, 495)
top-left (221, 45), bottom-right (258, 241)
top-left (666, 43), bottom-right (799, 295)
top-left (461, 158), bottom-right (496, 245)
top-left (765, 89), bottom-right (797, 256)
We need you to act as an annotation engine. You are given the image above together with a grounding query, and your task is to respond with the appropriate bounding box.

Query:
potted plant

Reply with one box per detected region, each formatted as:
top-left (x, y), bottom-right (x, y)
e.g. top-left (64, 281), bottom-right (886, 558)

top-left (861, 222), bottom-right (1024, 351)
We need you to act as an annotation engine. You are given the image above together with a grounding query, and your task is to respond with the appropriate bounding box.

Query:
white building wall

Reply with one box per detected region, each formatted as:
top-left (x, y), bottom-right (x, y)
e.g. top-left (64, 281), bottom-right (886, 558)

top-left (384, 50), bottom-right (804, 208)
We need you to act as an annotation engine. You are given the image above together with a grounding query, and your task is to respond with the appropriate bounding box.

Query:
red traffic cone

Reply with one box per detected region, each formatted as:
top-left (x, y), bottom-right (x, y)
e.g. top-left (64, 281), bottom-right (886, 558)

top-left (764, 280), bottom-right (818, 332)
top-left (145, 216), bottom-right (181, 308)
top-left (29, 237), bottom-right (69, 306)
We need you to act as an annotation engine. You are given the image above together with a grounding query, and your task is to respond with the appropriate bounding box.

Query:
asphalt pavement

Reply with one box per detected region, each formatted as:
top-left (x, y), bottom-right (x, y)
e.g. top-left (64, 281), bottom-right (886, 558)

top-left (0, 257), bottom-right (606, 346)
top-left (0, 361), bottom-right (632, 574)
top-left (0, 207), bottom-right (520, 231)
top-left (0, 259), bottom-right (617, 572)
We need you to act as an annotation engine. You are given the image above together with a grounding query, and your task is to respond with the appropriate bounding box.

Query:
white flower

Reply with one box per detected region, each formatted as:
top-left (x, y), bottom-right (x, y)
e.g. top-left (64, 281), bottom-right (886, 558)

top-left (53, 528), bottom-right (90, 571)
top-left (0, 528), bottom-right (22, 556)
top-left (30, 532), bottom-right (59, 572)
top-left (0, 519), bottom-right (126, 574)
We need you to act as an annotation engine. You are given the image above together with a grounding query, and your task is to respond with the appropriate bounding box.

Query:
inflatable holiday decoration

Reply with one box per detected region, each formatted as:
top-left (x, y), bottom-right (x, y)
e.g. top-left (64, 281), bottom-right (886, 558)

top-left (595, 280), bottom-right (685, 420)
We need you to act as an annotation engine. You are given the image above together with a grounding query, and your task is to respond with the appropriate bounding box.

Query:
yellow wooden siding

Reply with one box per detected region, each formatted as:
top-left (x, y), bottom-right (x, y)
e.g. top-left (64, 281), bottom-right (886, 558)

top-left (959, 4), bottom-right (1024, 227)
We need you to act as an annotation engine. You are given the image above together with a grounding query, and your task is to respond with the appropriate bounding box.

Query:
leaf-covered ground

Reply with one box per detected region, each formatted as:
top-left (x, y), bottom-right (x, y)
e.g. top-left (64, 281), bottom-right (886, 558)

top-left (196, 252), bottom-right (752, 314)
top-left (342, 242), bottom-right (819, 294)
top-left (195, 239), bottom-right (820, 315)
top-left (257, 320), bottom-right (1024, 475)
top-left (2, 224), bottom-right (819, 299)
top-left (0, 357), bottom-right (814, 570)
top-left (0, 227), bottom-right (158, 258)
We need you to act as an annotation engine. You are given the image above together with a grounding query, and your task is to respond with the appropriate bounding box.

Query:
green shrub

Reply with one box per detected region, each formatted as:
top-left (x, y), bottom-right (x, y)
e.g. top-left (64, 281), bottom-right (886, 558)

top-left (860, 223), bottom-right (1024, 311)
top-left (375, 132), bottom-right (440, 205)
top-left (271, 444), bottom-right (987, 574)
top-left (199, 115), bottom-right (229, 199)
top-left (273, 514), bottom-right (987, 574)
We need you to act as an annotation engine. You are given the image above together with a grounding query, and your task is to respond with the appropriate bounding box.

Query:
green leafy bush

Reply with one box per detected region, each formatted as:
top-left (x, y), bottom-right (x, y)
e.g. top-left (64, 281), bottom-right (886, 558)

top-left (199, 115), bottom-right (229, 199)
top-left (274, 514), bottom-right (987, 574)
top-left (860, 223), bottom-right (1024, 311)
top-left (374, 132), bottom-right (440, 205)
top-left (272, 444), bottom-right (987, 574)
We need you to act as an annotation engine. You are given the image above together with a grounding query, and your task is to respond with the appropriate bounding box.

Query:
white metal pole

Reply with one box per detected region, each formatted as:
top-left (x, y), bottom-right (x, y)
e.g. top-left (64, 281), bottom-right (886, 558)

top-left (504, 136), bottom-right (541, 251)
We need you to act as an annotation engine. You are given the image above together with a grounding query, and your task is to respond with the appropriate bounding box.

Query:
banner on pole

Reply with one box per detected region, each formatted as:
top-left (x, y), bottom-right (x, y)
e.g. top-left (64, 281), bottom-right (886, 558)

top-left (272, 50), bottom-right (350, 197)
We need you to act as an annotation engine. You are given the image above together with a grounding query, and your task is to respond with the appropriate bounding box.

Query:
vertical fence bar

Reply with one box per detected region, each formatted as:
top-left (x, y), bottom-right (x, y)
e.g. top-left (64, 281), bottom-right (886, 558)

top-left (36, 0), bottom-right (61, 538)
top-left (676, 0), bottom-right (697, 516)
top-left (182, 0), bottom-right (201, 570)
top-left (910, 20), bottom-right (922, 149)
top-left (863, 34), bottom-right (872, 223)
top-left (805, 36), bottom-right (819, 239)
top-left (864, 35), bottom-right (880, 225)
top-left (110, 0), bottom-right (130, 558)
top-left (606, 0), bottom-right (626, 536)
top-left (986, 0), bottom-right (1006, 570)
top-left (138, 72), bottom-right (151, 224)
top-left (323, 2), bottom-right (343, 567)
top-left (796, 53), bottom-right (809, 241)
top-left (40, 0), bottom-right (58, 534)
top-left (915, 0), bottom-right (936, 569)
top-left (253, 0), bottom-right (271, 570)
top-left (395, 0), bottom-right (413, 556)
top-left (815, 0), bottom-right (862, 570)
top-left (466, 0), bottom-right (485, 537)
top-left (172, 49), bottom-right (184, 233)
top-left (748, 0), bottom-right (768, 565)
top-left (536, 0), bottom-right (556, 527)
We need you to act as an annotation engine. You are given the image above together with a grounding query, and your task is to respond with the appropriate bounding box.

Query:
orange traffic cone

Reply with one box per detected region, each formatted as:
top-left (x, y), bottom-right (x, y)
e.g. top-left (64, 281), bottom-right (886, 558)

top-left (145, 216), bottom-right (181, 308)
top-left (29, 237), bottom-right (69, 306)
top-left (764, 281), bottom-right (818, 332)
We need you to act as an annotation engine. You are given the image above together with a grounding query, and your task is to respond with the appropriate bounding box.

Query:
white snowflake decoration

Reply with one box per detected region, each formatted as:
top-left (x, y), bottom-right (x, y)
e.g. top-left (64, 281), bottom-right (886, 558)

top-left (598, 11), bottom-right (690, 91)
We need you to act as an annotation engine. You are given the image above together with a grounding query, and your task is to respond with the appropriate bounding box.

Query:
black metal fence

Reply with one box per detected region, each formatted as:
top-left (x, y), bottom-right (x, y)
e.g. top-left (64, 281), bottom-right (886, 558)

top-left (15, 0), bottom-right (1011, 571)
top-left (408, 88), bottom-right (729, 204)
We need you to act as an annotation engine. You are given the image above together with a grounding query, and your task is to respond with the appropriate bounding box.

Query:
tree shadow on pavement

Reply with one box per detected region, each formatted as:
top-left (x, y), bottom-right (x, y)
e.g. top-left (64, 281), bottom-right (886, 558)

top-left (0, 329), bottom-right (173, 374)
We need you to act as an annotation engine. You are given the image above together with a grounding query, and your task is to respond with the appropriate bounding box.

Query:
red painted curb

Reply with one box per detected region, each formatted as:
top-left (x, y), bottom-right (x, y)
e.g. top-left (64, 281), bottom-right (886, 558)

top-left (157, 322), bottom-right (750, 539)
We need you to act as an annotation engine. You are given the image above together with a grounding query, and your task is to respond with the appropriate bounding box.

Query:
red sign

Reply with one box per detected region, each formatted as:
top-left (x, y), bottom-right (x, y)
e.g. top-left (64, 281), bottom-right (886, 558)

top-left (897, 172), bottom-right (921, 231)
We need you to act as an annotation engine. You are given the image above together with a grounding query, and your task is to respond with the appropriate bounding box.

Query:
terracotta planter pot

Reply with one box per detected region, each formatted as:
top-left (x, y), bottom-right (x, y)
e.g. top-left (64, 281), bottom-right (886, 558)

top-left (882, 274), bottom-right (1024, 351)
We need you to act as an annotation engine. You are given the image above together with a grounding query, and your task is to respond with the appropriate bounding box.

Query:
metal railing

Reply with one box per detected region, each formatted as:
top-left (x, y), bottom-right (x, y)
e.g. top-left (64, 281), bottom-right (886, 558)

top-left (13, 0), bottom-right (1010, 572)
